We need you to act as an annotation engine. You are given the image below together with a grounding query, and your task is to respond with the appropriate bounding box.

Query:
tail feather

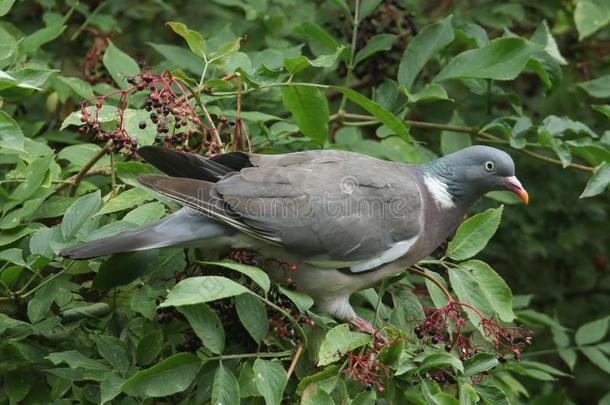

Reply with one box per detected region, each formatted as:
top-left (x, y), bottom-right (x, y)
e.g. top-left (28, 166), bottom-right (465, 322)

top-left (60, 208), bottom-right (230, 259)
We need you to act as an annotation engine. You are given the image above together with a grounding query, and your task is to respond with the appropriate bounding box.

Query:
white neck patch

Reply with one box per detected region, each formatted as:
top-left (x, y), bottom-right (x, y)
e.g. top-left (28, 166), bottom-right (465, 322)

top-left (423, 174), bottom-right (455, 209)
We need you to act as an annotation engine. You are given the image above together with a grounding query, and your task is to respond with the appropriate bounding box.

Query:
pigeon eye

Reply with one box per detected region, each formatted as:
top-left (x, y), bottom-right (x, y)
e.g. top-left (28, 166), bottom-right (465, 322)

top-left (484, 161), bottom-right (494, 171)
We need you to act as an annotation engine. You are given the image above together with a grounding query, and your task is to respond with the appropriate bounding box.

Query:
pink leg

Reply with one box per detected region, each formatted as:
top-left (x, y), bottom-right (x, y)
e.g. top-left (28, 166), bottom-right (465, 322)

top-left (350, 316), bottom-right (389, 344)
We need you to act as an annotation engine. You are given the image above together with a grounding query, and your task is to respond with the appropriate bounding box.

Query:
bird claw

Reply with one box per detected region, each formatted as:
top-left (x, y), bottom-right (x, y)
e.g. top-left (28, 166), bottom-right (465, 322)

top-left (350, 316), bottom-right (389, 345)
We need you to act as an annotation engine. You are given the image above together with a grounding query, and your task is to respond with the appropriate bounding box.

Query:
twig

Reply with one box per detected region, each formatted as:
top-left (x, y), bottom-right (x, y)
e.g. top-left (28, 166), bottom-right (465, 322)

top-left (286, 343), bottom-right (304, 379)
top-left (329, 113), bottom-right (595, 173)
top-left (53, 141), bottom-right (112, 195)
top-left (407, 267), bottom-right (452, 301)
top-left (178, 78), bottom-right (223, 150)
top-left (204, 350), bottom-right (295, 362)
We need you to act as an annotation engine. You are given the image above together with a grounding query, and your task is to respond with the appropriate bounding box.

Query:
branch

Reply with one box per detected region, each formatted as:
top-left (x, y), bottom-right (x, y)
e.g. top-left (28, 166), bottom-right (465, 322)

top-left (286, 343), bottom-right (304, 379)
top-left (330, 113), bottom-right (595, 173)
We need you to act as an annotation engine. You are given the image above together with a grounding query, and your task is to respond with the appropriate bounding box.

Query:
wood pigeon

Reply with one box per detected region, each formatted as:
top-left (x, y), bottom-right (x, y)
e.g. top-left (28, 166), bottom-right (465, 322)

top-left (60, 145), bottom-right (528, 337)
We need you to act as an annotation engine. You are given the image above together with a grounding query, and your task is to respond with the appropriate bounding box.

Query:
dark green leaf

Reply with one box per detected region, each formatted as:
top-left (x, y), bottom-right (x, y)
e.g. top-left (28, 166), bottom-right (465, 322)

top-left (435, 38), bottom-right (537, 81)
top-left (160, 276), bottom-right (250, 307)
top-left (398, 15), bottom-right (454, 90)
top-left (580, 162), bottom-right (610, 198)
top-left (178, 303), bottom-right (225, 354)
top-left (212, 364), bottom-right (240, 405)
top-left (253, 358), bottom-right (287, 405)
top-left (281, 85), bottom-right (329, 144)
top-left (574, 0), bottom-right (610, 40)
top-left (354, 34), bottom-right (396, 66)
top-left (92, 250), bottom-right (158, 290)
top-left (318, 324), bottom-right (372, 366)
top-left (102, 41), bottom-right (140, 89)
top-left (166, 22), bottom-right (206, 58)
top-left (203, 259), bottom-right (270, 293)
top-left (447, 206), bottom-right (503, 260)
top-left (21, 23), bottom-right (66, 53)
top-left (61, 191), bottom-right (102, 240)
top-left (122, 352), bottom-right (201, 397)
top-left (235, 293), bottom-right (268, 344)
top-left (0, 110), bottom-right (24, 151)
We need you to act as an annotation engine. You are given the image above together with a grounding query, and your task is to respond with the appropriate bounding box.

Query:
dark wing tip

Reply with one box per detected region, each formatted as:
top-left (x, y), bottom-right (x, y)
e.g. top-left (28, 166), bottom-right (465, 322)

top-left (137, 174), bottom-right (168, 188)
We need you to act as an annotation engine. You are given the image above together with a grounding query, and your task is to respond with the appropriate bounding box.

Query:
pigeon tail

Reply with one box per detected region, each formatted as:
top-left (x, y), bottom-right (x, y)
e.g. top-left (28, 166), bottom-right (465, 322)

top-left (60, 208), bottom-right (230, 259)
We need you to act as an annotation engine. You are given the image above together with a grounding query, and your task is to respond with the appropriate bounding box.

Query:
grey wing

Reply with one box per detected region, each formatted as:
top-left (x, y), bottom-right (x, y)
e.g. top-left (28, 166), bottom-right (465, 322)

top-left (213, 152), bottom-right (425, 271)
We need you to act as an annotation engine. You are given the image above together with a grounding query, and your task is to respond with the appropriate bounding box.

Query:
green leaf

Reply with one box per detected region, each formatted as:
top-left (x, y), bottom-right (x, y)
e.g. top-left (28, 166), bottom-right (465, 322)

top-left (398, 15), bottom-right (454, 90)
top-left (582, 346), bottom-right (610, 374)
top-left (148, 42), bottom-right (203, 74)
top-left (460, 260), bottom-right (515, 322)
top-left (0, 110), bottom-right (24, 151)
top-left (449, 267), bottom-right (494, 326)
top-left (160, 276), bottom-right (250, 307)
top-left (178, 303), bottom-right (225, 354)
top-left (61, 191), bottom-right (102, 240)
top-left (575, 316), bottom-right (609, 346)
top-left (102, 41), bottom-right (140, 89)
top-left (5, 370), bottom-right (31, 404)
top-left (354, 34), bottom-right (396, 66)
top-left (298, 22), bottom-right (340, 52)
top-left (473, 385), bottom-right (510, 405)
top-left (463, 353), bottom-right (499, 376)
top-left (212, 364), bottom-right (240, 405)
top-left (253, 358), bottom-right (287, 405)
top-left (55, 76), bottom-right (95, 99)
top-left (419, 352), bottom-right (464, 373)
top-left (21, 23), bottom-right (66, 54)
top-left (235, 293), bottom-right (269, 344)
top-left (122, 352), bottom-right (201, 397)
top-left (277, 286), bottom-right (314, 312)
top-left (0, 0), bottom-right (15, 16)
top-left (434, 37), bottom-right (537, 81)
top-left (580, 162), bottom-right (610, 198)
top-left (96, 187), bottom-right (155, 216)
top-left (166, 22), bottom-right (206, 58)
top-left (136, 330), bottom-right (163, 366)
top-left (331, 86), bottom-right (411, 142)
top-left (281, 85), bottom-right (329, 144)
top-left (592, 104), bottom-right (610, 118)
top-left (209, 37), bottom-right (242, 62)
top-left (459, 382), bottom-right (480, 405)
top-left (123, 202), bottom-right (166, 225)
top-left (318, 324), bottom-right (372, 366)
top-left (406, 83), bottom-right (452, 103)
top-left (578, 75), bottom-right (610, 98)
top-left (574, 0), bottom-right (610, 40)
top-left (203, 259), bottom-right (270, 293)
top-left (46, 350), bottom-right (109, 371)
top-left (284, 47), bottom-right (344, 74)
top-left (447, 206), bottom-right (503, 261)
top-left (92, 335), bottom-right (130, 374)
top-left (92, 250), bottom-right (159, 290)
top-left (100, 373), bottom-right (123, 404)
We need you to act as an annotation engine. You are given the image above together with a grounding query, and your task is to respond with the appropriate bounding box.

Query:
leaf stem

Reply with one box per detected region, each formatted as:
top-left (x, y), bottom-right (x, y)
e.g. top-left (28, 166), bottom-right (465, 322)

top-left (407, 267), bottom-right (452, 301)
top-left (203, 350), bottom-right (294, 362)
top-left (55, 140), bottom-right (112, 196)
top-left (286, 343), bottom-right (304, 379)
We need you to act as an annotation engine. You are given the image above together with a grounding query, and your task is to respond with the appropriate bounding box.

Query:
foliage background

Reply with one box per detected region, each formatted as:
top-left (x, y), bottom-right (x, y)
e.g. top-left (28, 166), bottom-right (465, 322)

top-left (0, 0), bottom-right (609, 404)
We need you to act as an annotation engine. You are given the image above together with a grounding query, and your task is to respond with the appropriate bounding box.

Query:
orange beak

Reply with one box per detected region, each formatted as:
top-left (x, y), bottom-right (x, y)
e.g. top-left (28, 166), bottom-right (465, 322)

top-left (504, 176), bottom-right (529, 204)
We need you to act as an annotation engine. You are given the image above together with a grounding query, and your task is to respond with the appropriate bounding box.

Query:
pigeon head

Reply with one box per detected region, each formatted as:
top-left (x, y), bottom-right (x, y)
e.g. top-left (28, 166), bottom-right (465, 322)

top-left (422, 145), bottom-right (528, 208)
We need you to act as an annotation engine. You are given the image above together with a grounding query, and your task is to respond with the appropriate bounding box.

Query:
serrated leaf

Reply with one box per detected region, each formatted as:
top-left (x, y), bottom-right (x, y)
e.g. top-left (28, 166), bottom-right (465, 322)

top-left (398, 15), bottom-right (454, 90)
top-left (178, 303), bottom-right (225, 354)
top-left (419, 352), bottom-right (464, 373)
top-left (447, 206), bottom-right (503, 261)
top-left (203, 259), bottom-right (270, 293)
top-left (574, 0), bottom-right (610, 40)
top-left (281, 85), bottom-right (329, 144)
top-left (235, 293), bottom-right (268, 344)
top-left (61, 191), bottom-right (102, 240)
top-left (318, 324), bottom-right (372, 366)
top-left (212, 364), bottom-right (240, 405)
top-left (460, 260), bottom-right (515, 322)
top-left (580, 162), bottom-right (610, 198)
top-left (575, 316), bottom-right (609, 346)
top-left (0, 110), bottom-right (24, 151)
top-left (166, 22), bottom-right (206, 58)
top-left (253, 359), bottom-right (287, 405)
top-left (435, 37), bottom-right (537, 81)
top-left (160, 276), bottom-right (250, 307)
top-left (103, 41), bottom-right (140, 89)
top-left (332, 86), bottom-right (411, 142)
top-left (121, 353), bottom-right (201, 397)
top-left (354, 34), bottom-right (396, 66)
